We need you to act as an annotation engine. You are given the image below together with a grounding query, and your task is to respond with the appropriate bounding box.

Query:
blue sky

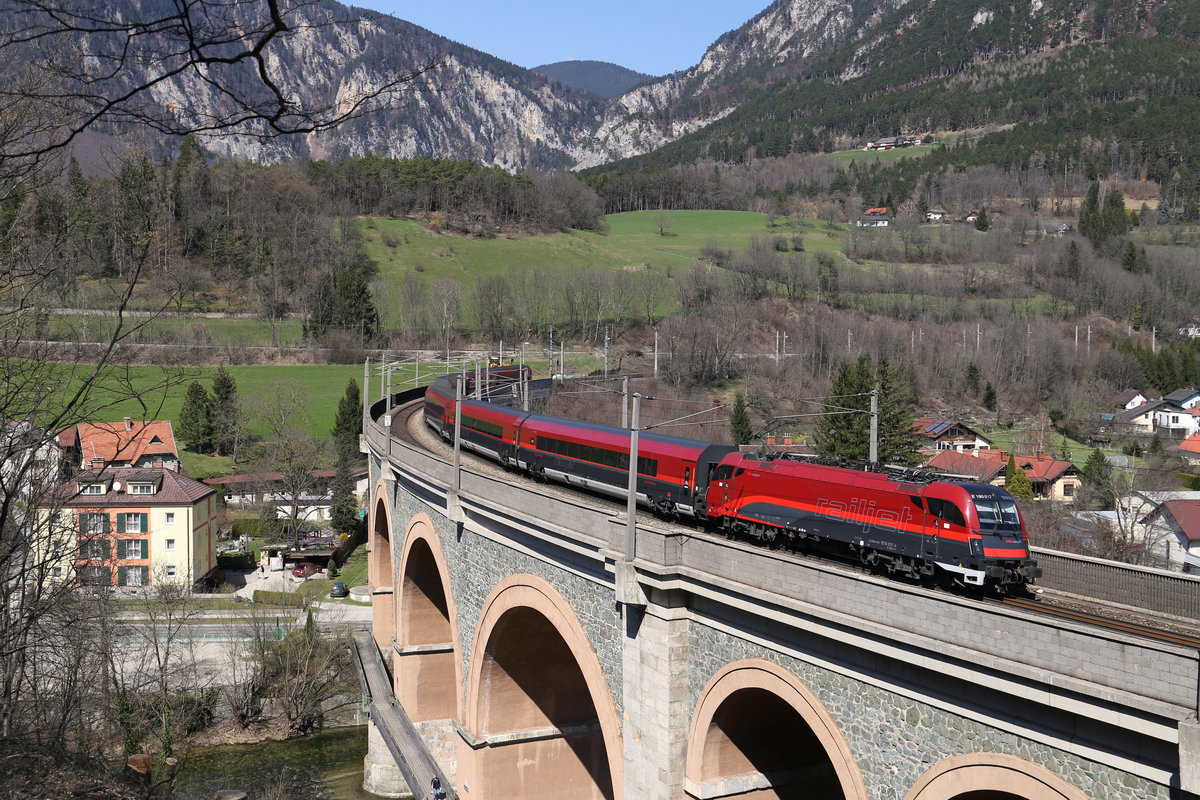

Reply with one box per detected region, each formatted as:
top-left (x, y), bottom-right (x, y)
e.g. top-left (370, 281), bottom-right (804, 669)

top-left (358, 0), bottom-right (770, 76)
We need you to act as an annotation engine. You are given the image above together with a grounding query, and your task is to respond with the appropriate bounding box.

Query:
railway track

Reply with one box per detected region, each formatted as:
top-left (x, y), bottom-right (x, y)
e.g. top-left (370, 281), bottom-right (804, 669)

top-left (388, 395), bottom-right (1200, 648)
top-left (1002, 595), bottom-right (1200, 649)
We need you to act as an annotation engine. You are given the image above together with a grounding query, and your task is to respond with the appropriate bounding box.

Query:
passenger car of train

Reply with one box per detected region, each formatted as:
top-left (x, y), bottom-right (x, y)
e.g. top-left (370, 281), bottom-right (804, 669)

top-left (422, 369), bottom-right (1039, 591)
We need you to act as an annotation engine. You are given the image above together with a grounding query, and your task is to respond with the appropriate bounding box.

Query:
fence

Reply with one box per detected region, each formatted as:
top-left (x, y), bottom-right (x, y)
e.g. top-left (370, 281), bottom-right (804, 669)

top-left (1033, 547), bottom-right (1200, 619)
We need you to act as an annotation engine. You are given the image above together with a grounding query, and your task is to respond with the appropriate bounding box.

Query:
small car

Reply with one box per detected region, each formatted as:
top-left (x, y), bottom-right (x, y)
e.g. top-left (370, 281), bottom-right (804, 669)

top-left (329, 581), bottom-right (349, 598)
top-left (292, 562), bottom-right (313, 578)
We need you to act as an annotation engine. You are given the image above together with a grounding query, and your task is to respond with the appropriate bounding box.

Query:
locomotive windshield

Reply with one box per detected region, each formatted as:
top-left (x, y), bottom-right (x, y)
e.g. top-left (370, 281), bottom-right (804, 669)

top-left (973, 494), bottom-right (1022, 531)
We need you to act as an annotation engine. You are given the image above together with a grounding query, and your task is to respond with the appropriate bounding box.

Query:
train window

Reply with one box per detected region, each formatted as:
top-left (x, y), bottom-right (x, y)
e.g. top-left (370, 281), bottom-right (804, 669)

top-left (974, 495), bottom-right (1022, 530)
top-left (909, 496), bottom-right (924, 511)
top-left (927, 498), bottom-right (966, 527)
top-left (711, 465), bottom-right (733, 482)
top-left (684, 467), bottom-right (691, 487)
top-left (637, 457), bottom-right (658, 477)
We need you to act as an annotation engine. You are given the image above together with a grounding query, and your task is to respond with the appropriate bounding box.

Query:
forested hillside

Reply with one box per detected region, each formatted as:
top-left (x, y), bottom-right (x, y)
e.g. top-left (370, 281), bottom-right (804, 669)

top-left (587, 0), bottom-right (1200, 215)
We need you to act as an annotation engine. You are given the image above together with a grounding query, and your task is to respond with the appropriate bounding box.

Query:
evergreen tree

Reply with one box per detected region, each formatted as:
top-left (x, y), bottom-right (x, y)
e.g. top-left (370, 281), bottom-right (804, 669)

top-left (874, 358), bottom-right (922, 466)
top-left (813, 356), bottom-right (920, 464)
top-left (1058, 240), bottom-right (1081, 281)
top-left (209, 366), bottom-right (239, 456)
top-left (982, 382), bottom-right (997, 411)
top-left (1081, 448), bottom-right (1115, 509)
top-left (1057, 435), bottom-right (1072, 463)
top-left (1004, 455), bottom-right (1035, 501)
top-left (813, 355), bottom-right (873, 461)
top-left (330, 451), bottom-right (359, 535)
top-left (730, 393), bottom-right (754, 446)
top-left (916, 195), bottom-right (929, 220)
top-left (974, 207), bottom-right (989, 232)
top-left (332, 379), bottom-right (362, 461)
top-left (178, 381), bottom-right (213, 452)
top-left (965, 362), bottom-right (980, 395)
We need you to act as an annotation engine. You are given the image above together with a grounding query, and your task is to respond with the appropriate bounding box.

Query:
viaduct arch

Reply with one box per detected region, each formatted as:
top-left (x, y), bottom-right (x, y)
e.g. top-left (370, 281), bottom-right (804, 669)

top-left (456, 575), bottom-right (623, 800)
top-left (685, 659), bottom-right (867, 800)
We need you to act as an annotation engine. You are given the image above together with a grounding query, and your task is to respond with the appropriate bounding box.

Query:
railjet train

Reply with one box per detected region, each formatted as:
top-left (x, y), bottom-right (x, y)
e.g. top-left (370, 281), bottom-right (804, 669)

top-left (423, 367), bottom-right (1040, 592)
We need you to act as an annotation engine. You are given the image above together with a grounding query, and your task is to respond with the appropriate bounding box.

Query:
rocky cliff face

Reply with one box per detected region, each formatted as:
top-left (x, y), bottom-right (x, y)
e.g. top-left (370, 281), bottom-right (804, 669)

top-left (66, 0), bottom-right (907, 170)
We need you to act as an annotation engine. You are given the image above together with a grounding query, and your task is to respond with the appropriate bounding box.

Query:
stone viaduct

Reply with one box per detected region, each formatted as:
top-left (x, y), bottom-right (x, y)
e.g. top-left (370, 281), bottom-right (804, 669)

top-left (362, 386), bottom-right (1200, 800)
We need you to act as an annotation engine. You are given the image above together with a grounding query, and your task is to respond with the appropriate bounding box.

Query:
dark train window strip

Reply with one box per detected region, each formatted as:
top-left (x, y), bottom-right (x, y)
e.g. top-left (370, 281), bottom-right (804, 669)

top-left (535, 435), bottom-right (658, 477)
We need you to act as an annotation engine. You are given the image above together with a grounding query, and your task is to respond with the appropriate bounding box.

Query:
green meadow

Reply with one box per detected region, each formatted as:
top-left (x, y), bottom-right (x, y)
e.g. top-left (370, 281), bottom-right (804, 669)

top-left (364, 209), bottom-right (832, 291)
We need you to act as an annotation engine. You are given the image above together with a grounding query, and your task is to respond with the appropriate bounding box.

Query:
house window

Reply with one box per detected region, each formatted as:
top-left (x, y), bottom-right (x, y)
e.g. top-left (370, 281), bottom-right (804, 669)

top-left (165, 538), bottom-right (175, 551)
top-left (81, 484), bottom-right (105, 495)
top-left (80, 565), bottom-right (111, 586)
top-left (165, 513), bottom-right (175, 524)
top-left (118, 566), bottom-right (149, 587)
top-left (1063, 483), bottom-right (1075, 497)
top-left (119, 539), bottom-right (147, 560)
top-left (51, 566), bottom-right (62, 579)
top-left (84, 514), bottom-right (107, 536)
top-left (124, 513), bottom-right (142, 533)
top-left (129, 484), bottom-right (154, 495)
top-left (166, 566), bottom-right (176, 578)
top-left (81, 539), bottom-right (108, 561)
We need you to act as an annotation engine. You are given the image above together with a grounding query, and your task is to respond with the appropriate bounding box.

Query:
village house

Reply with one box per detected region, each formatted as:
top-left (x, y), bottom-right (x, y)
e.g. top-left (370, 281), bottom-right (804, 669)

top-left (1043, 222), bottom-right (1071, 237)
top-left (1163, 388), bottom-right (1200, 410)
top-left (40, 467), bottom-right (216, 587)
top-left (62, 418), bottom-right (180, 475)
top-left (923, 449), bottom-right (1080, 503)
top-left (1176, 433), bottom-right (1200, 468)
top-left (1140, 499), bottom-right (1200, 572)
top-left (1154, 404), bottom-right (1200, 438)
top-left (1114, 399), bottom-right (1164, 435)
top-left (204, 466), bottom-right (369, 524)
top-left (911, 418), bottom-right (992, 453)
top-left (1115, 389), bottom-right (1151, 411)
top-left (925, 208), bottom-right (947, 221)
top-left (1178, 317), bottom-right (1200, 340)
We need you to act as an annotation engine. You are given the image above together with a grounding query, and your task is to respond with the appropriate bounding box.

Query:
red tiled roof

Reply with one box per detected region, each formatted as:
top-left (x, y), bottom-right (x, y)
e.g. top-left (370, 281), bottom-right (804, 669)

top-left (58, 428), bottom-right (77, 448)
top-left (923, 449), bottom-right (1075, 485)
top-left (1163, 500), bottom-right (1200, 540)
top-left (923, 449), bottom-right (1007, 482)
top-left (59, 467), bottom-right (213, 507)
top-left (76, 420), bottom-right (177, 466)
top-left (1012, 452), bottom-right (1077, 483)
top-left (1178, 433), bottom-right (1200, 455)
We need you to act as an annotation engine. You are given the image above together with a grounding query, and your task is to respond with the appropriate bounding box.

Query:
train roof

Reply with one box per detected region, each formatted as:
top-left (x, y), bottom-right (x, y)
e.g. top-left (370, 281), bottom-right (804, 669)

top-left (521, 412), bottom-right (716, 454)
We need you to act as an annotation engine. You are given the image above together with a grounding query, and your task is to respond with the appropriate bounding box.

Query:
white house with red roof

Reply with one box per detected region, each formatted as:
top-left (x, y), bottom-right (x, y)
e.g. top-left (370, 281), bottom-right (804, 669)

top-left (64, 418), bottom-right (180, 474)
top-left (1139, 497), bottom-right (1200, 572)
top-left (911, 418), bottom-right (992, 453)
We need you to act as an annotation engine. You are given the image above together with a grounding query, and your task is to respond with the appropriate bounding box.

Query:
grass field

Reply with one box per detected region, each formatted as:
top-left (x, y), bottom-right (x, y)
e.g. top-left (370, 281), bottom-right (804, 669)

top-left (363, 209), bottom-right (829, 290)
top-left (69, 362), bottom-right (417, 447)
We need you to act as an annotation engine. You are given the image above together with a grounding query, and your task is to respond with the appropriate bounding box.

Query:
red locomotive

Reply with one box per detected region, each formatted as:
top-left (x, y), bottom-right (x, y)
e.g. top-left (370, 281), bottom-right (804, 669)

top-left (423, 368), bottom-right (1039, 591)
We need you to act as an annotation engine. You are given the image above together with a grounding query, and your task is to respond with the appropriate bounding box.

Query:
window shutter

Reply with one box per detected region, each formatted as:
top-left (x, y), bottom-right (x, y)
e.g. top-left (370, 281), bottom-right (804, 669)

top-left (116, 540), bottom-right (126, 560)
top-left (117, 566), bottom-right (127, 586)
top-left (116, 514), bottom-right (125, 533)
top-left (78, 514), bottom-right (86, 535)
top-left (141, 539), bottom-right (149, 560)
top-left (140, 513), bottom-right (148, 533)
top-left (101, 540), bottom-right (110, 560)
top-left (102, 514), bottom-right (110, 533)
top-left (139, 566), bottom-right (149, 585)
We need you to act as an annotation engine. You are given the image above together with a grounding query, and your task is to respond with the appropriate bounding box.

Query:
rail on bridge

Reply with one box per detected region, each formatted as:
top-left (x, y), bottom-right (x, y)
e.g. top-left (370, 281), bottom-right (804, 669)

top-left (351, 630), bottom-right (455, 800)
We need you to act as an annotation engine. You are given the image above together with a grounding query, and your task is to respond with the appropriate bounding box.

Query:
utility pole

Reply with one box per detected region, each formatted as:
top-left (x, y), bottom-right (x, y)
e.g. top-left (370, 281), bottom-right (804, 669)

top-left (605, 326), bottom-right (610, 378)
top-left (654, 330), bottom-right (659, 378)
top-left (870, 390), bottom-right (879, 465)
top-left (625, 393), bottom-right (641, 562)
top-left (452, 376), bottom-right (463, 493)
top-left (622, 376), bottom-right (629, 428)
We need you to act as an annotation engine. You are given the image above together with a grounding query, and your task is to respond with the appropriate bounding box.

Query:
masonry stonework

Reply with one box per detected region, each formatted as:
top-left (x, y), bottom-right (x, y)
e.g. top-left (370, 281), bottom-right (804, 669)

top-left (687, 620), bottom-right (1168, 800)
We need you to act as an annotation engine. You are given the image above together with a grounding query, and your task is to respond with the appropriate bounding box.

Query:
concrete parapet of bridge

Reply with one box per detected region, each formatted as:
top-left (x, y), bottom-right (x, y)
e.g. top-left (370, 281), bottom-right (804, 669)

top-left (364, 391), bottom-right (1200, 800)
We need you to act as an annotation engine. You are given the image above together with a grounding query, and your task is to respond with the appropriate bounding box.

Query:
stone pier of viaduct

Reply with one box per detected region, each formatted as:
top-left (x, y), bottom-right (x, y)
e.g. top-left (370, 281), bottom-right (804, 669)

top-left (363, 389), bottom-right (1200, 800)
